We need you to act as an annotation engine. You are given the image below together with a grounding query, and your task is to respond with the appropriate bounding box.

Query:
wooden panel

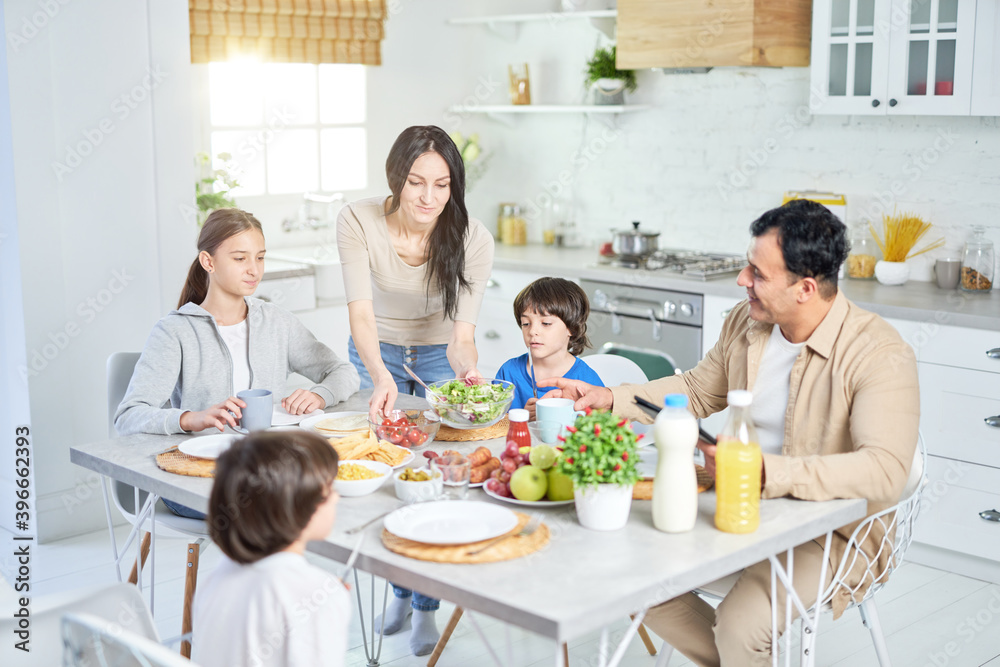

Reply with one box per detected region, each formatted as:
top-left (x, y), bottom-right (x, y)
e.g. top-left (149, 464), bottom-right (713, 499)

top-left (618, 0), bottom-right (811, 69)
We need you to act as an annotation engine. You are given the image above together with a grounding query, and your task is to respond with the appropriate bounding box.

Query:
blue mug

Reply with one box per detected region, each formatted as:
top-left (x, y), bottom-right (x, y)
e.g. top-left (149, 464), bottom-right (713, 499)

top-left (234, 389), bottom-right (273, 433)
top-left (535, 398), bottom-right (584, 442)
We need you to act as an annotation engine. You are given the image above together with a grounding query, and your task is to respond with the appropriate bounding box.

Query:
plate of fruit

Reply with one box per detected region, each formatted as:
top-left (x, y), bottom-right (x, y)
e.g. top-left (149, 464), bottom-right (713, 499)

top-left (482, 440), bottom-right (575, 507)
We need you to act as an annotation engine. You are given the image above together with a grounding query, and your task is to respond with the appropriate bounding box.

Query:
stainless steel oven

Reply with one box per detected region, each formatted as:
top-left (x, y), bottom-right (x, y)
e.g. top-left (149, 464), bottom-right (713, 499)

top-left (581, 279), bottom-right (702, 380)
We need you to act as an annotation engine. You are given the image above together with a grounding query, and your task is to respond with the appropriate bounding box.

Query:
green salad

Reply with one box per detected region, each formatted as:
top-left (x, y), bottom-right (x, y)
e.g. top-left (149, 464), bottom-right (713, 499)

top-left (429, 379), bottom-right (514, 425)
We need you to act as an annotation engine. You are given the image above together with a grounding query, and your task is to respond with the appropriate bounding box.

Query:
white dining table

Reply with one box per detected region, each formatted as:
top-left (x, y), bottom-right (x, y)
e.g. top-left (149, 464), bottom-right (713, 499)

top-left (70, 391), bottom-right (867, 667)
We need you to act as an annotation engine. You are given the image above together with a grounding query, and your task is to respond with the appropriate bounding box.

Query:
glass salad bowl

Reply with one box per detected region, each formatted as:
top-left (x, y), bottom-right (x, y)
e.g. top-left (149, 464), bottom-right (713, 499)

top-left (425, 378), bottom-right (515, 430)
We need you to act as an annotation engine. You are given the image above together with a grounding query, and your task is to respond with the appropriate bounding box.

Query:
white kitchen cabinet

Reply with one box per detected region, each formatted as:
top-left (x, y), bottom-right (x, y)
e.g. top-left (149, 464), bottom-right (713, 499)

top-left (255, 275), bottom-right (316, 313)
top-left (811, 0), bottom-right (988, 116)
top-left (971, 0), bottom-right (1000, 115)
top-left (910, 322), bottom-right (1000, 575)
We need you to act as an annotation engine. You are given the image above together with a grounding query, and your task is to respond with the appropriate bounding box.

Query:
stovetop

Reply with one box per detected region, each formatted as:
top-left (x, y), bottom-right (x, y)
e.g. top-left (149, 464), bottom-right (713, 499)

top-left (597, 249), bottom-right (747, 280)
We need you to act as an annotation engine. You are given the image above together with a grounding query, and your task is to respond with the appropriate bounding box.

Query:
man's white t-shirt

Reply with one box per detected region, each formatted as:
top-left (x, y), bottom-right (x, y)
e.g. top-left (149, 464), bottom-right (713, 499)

top-left (752, 325), bottom-right (805, 456)
top-left (192, 552), bottom-right (350, 667)
top-left (218, 319), bottom-right (251, 395)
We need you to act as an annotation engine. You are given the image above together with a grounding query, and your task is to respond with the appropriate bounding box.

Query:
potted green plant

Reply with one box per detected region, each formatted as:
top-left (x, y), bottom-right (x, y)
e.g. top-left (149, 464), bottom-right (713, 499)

top-left (585, 45), bottom-right (637, 106)
top-left (195, 152), bottom-right (240, 226)
top-left (555, 409), bottom-right (641, 530)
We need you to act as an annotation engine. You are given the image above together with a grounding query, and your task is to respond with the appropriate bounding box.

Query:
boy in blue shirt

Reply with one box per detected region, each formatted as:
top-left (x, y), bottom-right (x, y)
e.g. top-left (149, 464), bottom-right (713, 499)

top-left (496, 277), bottom-right (604, 415)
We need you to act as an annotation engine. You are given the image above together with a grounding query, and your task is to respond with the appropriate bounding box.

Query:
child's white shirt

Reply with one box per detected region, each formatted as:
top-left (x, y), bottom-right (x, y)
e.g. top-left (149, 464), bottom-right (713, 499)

top-left (192, 551), bottom-right (349, 667)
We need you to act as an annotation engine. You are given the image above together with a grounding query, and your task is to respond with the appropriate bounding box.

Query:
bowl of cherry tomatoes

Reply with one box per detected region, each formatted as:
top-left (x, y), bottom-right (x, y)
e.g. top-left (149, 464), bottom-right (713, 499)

top-left (370, 408), bottom-right (441, 450)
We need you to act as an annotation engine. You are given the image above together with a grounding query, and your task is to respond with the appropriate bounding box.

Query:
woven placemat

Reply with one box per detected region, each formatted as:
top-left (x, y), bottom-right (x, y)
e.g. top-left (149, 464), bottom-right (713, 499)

top-left (156, 449), bottom-right (215, 478)
top-left (381, 511), bottom-right (549, 563)
top-left (434, 418), bottom-right (509, 442)
top-left (633, 464), bottom-right (713, 500)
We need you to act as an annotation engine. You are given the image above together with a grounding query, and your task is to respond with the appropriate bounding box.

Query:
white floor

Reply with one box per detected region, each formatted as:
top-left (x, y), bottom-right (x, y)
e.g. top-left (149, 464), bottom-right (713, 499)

top-left (6, 525), bottom-right (1000, 667)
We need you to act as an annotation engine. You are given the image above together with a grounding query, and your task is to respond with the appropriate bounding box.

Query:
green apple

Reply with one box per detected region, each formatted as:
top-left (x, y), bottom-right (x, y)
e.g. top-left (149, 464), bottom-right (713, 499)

top-left (529, 444), bottom-right (557, 470)
top-left (546, 468), bottom-right (574, 501)
top-left (509, 465), bottom-right (548, 502)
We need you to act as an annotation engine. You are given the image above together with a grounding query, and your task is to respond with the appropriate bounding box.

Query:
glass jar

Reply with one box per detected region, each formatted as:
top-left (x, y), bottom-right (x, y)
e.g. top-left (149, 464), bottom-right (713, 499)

top-left (846, 223), bottom-right (878, 279)
top-left (498, 204), bottom-right (527, 245)
top-left (960, 226), bottom-right (994, 292)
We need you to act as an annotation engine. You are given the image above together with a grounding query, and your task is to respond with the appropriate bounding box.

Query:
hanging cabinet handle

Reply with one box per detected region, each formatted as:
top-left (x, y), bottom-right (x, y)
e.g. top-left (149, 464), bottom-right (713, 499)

top-left (980, 509), bottom-right (1000, 523)
top-left (986, 348), bottom-right (1000, 359)
top-left (986, 416), bottom-right (1000, 428)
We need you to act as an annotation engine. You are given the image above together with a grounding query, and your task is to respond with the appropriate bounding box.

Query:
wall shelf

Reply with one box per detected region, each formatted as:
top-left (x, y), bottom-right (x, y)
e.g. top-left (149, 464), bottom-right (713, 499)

top-left (448, 10), bottom-right (616, 40)
top-left (447, 104), bottom-right (650, 127)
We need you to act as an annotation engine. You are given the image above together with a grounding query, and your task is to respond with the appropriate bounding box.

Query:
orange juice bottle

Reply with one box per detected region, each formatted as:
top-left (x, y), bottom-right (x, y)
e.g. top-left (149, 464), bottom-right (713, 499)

top-left (714, 390), bottom-right (762, 534)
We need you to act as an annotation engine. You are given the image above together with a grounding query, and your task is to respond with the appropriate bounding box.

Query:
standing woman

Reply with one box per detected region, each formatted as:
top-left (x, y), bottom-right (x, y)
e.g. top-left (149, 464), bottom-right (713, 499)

top-left (336, 126), bottom-right (494, 655)
top-left (337, 125), bottom-right (495, 419)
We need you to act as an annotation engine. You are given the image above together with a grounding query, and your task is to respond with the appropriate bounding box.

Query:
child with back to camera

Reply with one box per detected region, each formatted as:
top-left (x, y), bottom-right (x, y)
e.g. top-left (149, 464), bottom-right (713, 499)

top-left (192, 430), bottom-right (349, 667)
top-left (496, 277), bottom-right (604, 416)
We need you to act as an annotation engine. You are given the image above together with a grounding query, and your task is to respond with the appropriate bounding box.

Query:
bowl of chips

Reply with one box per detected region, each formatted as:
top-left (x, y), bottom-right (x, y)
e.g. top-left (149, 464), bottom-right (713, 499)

top-left (328, 430), bottom-right (414, 469)
top-left (335, 460), bottom-right (392, 497)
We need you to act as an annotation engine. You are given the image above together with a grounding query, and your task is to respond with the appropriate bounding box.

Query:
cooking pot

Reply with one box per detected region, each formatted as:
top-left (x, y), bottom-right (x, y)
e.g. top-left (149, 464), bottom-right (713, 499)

top-left (611, 221), bottom-right (660, 257)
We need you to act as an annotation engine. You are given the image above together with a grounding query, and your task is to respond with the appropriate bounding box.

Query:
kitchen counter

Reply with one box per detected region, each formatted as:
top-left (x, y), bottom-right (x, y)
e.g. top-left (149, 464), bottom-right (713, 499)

top-left (493, 244), bottom-right (1000, 331)
top-left (262, 257), bottom-right (313, 280)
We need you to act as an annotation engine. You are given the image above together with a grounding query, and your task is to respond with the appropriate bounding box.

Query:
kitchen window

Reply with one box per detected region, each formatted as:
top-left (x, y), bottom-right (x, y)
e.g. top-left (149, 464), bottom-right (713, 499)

top-left (205, 62), bottom-right (367, 196)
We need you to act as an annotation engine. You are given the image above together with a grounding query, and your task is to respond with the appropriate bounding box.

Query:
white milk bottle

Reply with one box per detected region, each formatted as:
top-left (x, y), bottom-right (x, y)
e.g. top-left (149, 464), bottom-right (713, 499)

top-left (652, 393), bottom-right (699, 533)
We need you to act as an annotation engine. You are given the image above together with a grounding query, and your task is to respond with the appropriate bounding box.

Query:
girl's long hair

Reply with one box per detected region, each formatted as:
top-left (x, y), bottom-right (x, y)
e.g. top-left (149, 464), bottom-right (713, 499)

top-left (385, 125), bottom-right (471, 320)
top-left (178, 208), bottom-right (263, 309)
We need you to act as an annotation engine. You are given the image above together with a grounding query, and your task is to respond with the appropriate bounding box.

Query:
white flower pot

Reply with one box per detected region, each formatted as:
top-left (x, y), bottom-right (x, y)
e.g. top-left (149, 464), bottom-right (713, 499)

top-left (592, 79), bottom-right (626, 106)
top-left (574, 484), bottom-right (633, 531)
top-left (875, 260), bottom-right (910, 286)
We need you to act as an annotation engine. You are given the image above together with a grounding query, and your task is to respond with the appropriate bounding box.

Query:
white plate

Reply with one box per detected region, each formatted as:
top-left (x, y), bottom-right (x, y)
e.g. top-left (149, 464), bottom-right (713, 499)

top-left (300, 411), bottom-right (368, 437)
top-left (179, 434), bottom-right (240, 460)
top-left (271, 404), bottom-right (324, 426)
top-left (483, 485), bottom-right (575, 508)
top-left (383, 500), bottom-right (518, 545)
top-left (388, 446), bottom-right (415, 470)
top-left (637, 447), bottom-right (657, 479)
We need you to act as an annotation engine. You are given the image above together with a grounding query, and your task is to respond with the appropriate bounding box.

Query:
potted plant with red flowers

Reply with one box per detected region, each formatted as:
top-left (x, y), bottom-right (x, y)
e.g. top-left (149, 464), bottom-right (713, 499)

top-left (555, 409), bottom-right (641, 530)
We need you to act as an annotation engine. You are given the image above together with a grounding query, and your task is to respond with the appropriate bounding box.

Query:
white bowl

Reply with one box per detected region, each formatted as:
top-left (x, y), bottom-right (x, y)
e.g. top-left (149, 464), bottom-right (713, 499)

top-left (393, 467), bottom-right (443, 504)
top-left (875, 260), bottom-right (910, 286)
top-left (335, 460), bottom-right (392, 497)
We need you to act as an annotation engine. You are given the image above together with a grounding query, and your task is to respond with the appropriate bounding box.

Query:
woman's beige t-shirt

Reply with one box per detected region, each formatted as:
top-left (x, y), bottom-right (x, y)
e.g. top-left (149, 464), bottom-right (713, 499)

top-left (336, 196), bottom-right (495, 346)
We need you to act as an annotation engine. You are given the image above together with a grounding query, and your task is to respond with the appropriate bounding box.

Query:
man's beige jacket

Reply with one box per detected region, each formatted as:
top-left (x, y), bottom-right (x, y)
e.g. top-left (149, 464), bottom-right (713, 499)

top-left (611, 291), bottom-right (920, 618)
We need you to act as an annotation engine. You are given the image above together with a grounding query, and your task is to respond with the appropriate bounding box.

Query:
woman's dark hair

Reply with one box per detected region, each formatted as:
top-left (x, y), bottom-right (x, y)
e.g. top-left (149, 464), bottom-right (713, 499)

top-left (749, 199), bottom-right (849, 299)
top-left (178, 208), bottom-right (263, 308)
top-left (513, 277), bottom-right (591, 356)
top-left (207, 430), bottom-right (338, 564)
top-left (385, 125), bottom-right (471, 320)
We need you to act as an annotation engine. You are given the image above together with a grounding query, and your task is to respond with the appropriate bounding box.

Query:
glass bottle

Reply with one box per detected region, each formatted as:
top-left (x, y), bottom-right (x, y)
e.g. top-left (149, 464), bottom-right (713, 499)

top-left (505, 408), bottom-right (531, 451)
top-left (960, 226), bottom-right (995, 292)
top-left (714, 390), bottom-right (762, 534)
top-left (846, 222), bottom-right (878, 279)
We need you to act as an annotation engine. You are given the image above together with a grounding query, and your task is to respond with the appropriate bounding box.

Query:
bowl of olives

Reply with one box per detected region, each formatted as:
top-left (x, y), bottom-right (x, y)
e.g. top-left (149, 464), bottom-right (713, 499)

top-left (393, 466), bottom-right (443, 504)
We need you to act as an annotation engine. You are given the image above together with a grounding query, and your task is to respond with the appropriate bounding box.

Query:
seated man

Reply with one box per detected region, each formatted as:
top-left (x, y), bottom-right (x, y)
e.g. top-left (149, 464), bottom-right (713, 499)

top-left (543, 199), bottom-right (919, 667)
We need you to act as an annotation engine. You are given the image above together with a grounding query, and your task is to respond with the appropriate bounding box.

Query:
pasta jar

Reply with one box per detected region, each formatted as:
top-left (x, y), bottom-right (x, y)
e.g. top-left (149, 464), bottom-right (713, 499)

top-left (846, 223), bottom-right (877, 279)
top-left (960, 226), bottom-right (994, 292)
top-left (499, 204), bottom-right (527, 245)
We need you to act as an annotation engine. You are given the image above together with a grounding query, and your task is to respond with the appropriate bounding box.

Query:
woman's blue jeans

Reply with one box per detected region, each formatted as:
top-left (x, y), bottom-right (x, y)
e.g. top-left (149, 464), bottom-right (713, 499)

top-left (349, 336), bottom-right (448, 612)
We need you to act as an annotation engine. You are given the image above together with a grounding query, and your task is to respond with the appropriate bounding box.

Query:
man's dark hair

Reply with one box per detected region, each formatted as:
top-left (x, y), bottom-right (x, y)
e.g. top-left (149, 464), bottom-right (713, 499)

top-left (749, 199), bottom-right (849, 299)
top-left (208, 431), bottom-right (338, 564)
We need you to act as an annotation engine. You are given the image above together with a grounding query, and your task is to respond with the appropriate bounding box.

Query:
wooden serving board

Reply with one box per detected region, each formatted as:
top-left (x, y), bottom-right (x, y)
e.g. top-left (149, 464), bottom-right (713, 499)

top-left (632, 464), bottom-right (713, 500)
top-left (381, 512), bottom-right (549, 564)
top-left (434, 418), bottom-right (509, 442)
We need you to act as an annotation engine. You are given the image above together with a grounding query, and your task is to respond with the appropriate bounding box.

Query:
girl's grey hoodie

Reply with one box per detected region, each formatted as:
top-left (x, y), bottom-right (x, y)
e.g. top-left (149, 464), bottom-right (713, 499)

top-left (115, 297), bottom-right (360, 435)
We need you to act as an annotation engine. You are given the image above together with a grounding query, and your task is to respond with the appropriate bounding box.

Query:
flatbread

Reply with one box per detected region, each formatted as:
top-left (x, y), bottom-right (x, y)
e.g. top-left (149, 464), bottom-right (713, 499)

top-left (315, 414), bottom-right (369, 434)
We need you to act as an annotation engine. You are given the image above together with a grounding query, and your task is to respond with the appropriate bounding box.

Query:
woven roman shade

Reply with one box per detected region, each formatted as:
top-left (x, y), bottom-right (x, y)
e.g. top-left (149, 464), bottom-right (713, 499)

top-left (189, 0), bottom-right (386, 65)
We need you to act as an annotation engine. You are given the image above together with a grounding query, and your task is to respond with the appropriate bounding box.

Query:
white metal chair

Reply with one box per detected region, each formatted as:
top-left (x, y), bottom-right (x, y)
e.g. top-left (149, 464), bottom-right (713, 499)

top-left (62, 611), bottom-right (203, 667)
top-left (104, 352), bottom-right (211, 657)
top-left (579, 353), bottom-right (650, 386)
top-left (654, 435), bottom-right (928, 667)
top-left (1, 583), bottom-right (157, 666)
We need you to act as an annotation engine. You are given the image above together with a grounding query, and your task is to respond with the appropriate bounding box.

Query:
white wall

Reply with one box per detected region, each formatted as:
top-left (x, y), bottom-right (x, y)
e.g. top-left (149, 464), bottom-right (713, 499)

top-left (4, 0), bottom-right (194, 541)
top-left (265, 0), bottom-right (1000, 283)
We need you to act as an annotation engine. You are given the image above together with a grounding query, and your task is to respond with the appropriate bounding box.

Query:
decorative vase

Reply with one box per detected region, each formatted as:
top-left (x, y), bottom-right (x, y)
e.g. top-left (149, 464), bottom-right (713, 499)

top-left (592, 78), bottom-right (626, 106)
top-left (874, 260), bottom-right (910, 286)
top-left (573, 484), bottom-right (633, 530)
